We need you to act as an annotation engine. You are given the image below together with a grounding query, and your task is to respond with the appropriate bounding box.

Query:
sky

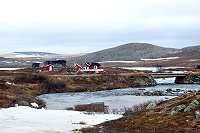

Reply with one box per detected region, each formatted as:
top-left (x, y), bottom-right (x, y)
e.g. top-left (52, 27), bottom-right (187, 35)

top-left (0, 0), bottom-right (200, 54)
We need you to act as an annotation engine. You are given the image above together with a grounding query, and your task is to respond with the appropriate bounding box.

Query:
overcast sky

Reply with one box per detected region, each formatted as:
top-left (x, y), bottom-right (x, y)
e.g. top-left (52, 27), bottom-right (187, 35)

top-left (0, 0), bottom-right (200, 54)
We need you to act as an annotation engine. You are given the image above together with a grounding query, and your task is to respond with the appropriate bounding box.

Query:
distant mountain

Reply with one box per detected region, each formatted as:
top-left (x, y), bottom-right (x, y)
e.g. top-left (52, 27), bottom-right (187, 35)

top-left (14, 52), bottom-right (59, 56)
top-left (73, 43), bottom-right (180, 63)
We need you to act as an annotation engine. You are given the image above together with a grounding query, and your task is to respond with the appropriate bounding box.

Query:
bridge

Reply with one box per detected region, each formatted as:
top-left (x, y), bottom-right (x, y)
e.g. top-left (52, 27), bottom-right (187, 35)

top-left (150, 73), bottom-right (187, 78)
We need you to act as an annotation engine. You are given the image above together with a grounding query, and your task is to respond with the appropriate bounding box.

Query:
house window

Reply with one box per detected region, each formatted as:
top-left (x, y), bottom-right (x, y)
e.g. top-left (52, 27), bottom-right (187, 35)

top-left (94, 66), bottom-right (98, 69)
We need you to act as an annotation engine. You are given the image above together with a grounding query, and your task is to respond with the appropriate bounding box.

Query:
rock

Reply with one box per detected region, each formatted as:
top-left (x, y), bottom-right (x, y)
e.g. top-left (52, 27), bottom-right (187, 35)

top-left (146, 102), bottom-right (157, 110)
top-left (195, 110), bottom-right (200, 120)
top-left (184, 106), bottom-right (192, 112)
top-left (189, 103), bottom-right (197, 110)
top-left (191, 99), bottom-right (199, 105)
top-left (171, 110), bottom-right (178, 116)
top-left (171, 104), bottom-right (186, 115)
top-left (184, 100), bottom-right (199, 112)
top-left (124, 108), bottom-right (134, 116)
top-left (166, 88), bottom-right (172, 92)
top-left (17, 101), bottom-right (30, 106)
top-left (90, 102), bottom-right (105, 107)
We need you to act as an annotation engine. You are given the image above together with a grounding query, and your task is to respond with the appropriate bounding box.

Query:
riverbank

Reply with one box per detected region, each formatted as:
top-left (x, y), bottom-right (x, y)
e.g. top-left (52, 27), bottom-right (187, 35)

top-left (80, 92), bottom-right (200, 133)
top-left (1, 67), bottom-right (200, 132)
top-left (0, 67), bottom-right (156, 108)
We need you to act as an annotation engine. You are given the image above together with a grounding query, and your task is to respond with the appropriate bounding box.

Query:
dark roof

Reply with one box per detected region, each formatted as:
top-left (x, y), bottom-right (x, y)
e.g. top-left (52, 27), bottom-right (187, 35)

top-left (85, 62), bottom-right (101, 66)
top-left (44, 60), bottom-right (66, 64)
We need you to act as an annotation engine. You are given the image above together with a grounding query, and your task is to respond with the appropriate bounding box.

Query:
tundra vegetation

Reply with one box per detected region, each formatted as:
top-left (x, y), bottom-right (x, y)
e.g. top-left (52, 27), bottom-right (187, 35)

top-left (0, 67), bottom-right (155, 108)
top-left (1, 66), bottom-right (200, 132)
top-left (79, 92), bottom-right (200, 133)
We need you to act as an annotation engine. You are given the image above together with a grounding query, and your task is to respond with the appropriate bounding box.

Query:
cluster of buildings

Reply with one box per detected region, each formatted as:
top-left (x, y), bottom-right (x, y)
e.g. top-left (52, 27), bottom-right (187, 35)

top-left (32, 60), bottom-right (67, 71)
top-left (32, 60), bottom-right (103, 73)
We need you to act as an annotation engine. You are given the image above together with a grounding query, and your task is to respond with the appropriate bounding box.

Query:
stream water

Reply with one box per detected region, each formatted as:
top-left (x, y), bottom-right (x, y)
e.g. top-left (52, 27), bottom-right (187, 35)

top-left (38, 77), bottom-right (200, 112)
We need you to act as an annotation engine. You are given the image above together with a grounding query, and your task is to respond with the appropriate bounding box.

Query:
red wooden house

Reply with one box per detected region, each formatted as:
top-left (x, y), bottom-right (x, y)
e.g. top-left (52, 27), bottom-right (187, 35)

top-left (74, 62), bottom-right (103, 72)
top-left (42, 65), bottom-right (54, 72)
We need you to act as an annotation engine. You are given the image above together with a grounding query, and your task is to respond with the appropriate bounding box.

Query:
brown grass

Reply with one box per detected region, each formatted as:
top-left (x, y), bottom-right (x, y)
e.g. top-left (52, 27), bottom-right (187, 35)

top-left (0, 83), bottom-right (45, 108)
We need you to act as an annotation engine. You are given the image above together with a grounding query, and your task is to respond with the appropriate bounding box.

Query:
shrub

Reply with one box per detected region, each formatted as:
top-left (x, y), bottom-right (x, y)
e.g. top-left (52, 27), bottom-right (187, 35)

top-left (41, 79), bottom-right (66, 93)
top-left (13, 74), bottom-right (49, 84)
top-left (0, 83), bottom-right (9, 91)
top-left (74, 102), bottom-right (106, 112)
top-left (123, 100), bottom-right (162, 116)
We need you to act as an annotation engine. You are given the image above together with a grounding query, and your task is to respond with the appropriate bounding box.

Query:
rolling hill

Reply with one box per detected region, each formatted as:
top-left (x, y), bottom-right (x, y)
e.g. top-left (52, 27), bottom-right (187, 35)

top-left (1, 43), bottom-right (200, 67)
top-left (73, 43), bottom-right (180, 63)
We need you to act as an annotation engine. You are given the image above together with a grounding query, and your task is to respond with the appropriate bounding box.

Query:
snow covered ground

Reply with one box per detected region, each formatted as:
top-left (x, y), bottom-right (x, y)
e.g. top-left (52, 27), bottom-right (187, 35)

top-left (0, 106), bottom-right (122, 133)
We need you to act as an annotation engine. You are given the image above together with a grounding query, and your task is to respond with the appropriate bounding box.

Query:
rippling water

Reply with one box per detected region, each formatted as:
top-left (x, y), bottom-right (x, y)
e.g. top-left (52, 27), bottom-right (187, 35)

top-left (38, 78), bottom-right (200, 112)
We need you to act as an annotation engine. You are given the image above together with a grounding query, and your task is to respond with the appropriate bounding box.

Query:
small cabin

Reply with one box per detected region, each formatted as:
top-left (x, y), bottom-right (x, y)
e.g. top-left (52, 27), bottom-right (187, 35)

top-left (44, 60), bottom-right (66, 67)
top-left (85, 62), bottom-right (101, 69)
top-left (74, 62), bottom-right (103, 73)
top-left (32, 63), bottom-right (40, 68)
top-left (42, 65), bottom-right (53, 72)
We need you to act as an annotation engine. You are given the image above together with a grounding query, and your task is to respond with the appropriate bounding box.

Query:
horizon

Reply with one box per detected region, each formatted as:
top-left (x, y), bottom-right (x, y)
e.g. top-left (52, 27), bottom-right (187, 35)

top-left (0, 0), bottom-right (199, 54)
top-left (0, 42), bottom-right (200, 55)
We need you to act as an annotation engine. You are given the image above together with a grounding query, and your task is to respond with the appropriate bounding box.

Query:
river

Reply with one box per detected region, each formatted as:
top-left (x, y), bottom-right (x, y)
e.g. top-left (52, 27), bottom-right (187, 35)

top-left (38, 77), bottom-right (200, 113)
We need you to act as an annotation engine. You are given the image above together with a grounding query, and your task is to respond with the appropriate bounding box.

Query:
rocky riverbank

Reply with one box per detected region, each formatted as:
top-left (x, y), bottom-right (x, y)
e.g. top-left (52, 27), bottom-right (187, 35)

top-left (175, 72), bottom-right (200, 84)
top-left (0, 68), bottom-right (156, 108)
top-left (80, 91), bottom-right (200, 133)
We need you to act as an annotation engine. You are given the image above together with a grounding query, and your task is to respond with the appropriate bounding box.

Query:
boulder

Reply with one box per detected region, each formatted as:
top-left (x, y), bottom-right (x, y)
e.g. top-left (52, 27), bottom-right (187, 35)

top-left (191, 99), bottom-right (199, 105)
top-left (184, 100), bottom-right (199, 112)
top-left (17, 101), bottom-right (30, 106)
top-left (171, 104), bottom-right (186, 115)
top-left (196, 110), bottom-right (200, 120)
top-left (146, 102), bottom-right (157, 110)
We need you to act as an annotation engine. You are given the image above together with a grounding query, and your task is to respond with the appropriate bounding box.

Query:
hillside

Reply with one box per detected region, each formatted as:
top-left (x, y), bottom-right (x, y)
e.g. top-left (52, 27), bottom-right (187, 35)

top-left (128, 45), bottom-right (200, 67)
top-left (73, 43), bottom-right (179, 63)
top-left (167, 45), bottom-right (200, 66)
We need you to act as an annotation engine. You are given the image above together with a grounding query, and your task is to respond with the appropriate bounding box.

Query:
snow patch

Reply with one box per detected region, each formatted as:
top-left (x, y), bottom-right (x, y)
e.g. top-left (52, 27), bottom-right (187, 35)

top-left (99, 61), bottom-right (137, 63)
top-left (0, 106), bottom-right (122, 133)
top-left (141, 57), bottom-right (179, 61)
top-left (30, 103), bottom-right (39, 108)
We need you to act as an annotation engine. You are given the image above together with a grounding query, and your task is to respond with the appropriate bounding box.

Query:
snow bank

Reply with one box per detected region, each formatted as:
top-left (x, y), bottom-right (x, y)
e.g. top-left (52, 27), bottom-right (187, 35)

top-left (155, 77), bottom-right (176, 84)
top-left (0, 106), bottom-right (122, 133)
top-left (141, 57), bottom-right (179, 61)
top-left (99, 61), bottom-right (137, 63)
